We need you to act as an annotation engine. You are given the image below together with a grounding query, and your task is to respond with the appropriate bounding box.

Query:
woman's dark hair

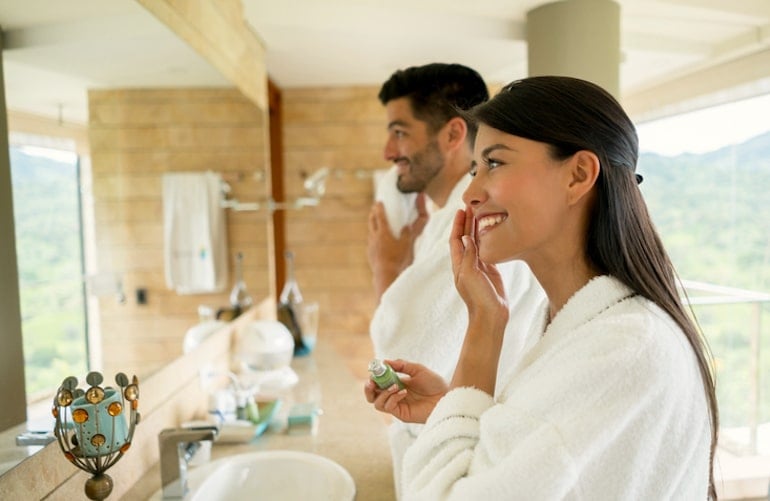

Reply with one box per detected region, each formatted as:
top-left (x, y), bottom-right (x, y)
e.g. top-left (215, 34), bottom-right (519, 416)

top-left (473, 76), bottom-right (718, 498)
top-left (378, 63), bottom-right (489, 137)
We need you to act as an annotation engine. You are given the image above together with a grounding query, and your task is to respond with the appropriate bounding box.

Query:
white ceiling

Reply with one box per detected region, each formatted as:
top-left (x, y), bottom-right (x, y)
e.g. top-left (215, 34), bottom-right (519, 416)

top-left (1, 0), bottom-right (769, 125)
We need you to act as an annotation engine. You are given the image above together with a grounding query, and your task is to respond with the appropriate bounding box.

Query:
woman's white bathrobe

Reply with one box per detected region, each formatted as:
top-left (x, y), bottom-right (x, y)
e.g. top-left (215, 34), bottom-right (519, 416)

top-left (402, 276), bottom-right (711, 500)
top-left (370, 175), bottom-right (545, 498)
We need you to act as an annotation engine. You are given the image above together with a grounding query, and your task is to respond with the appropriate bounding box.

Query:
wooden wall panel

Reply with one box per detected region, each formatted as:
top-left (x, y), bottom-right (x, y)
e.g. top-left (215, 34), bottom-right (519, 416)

top-left (281, 86), bottom-right (386, 365)
top-left (88, 88), bottom-right (271, 379)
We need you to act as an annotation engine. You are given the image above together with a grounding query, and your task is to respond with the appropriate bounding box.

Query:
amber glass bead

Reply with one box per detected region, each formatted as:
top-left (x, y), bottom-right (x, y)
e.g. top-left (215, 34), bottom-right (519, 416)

top-left (72, 408), bottom-right (89, 423)
top-left (107, 402), bottom-right (123, 416)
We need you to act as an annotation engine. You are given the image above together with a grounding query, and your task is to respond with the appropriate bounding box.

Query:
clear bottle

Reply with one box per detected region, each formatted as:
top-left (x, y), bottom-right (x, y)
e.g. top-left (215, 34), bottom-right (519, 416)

top-left (278, 251), bottom-right (306, 354)
top-left (279, 251), bottom-right (303, 305)
top-left (368, 359), bottom-right (404, 390)
top-left (229, 252), bottom-right (253, 312)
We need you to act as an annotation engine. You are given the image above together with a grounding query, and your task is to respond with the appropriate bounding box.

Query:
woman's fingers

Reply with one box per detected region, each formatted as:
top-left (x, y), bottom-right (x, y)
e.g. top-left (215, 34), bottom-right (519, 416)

top-left (450, 209), bottom-right (465, 244)
top-left (363, 379), bottom-right (380, 403)
top-left (465, 204), bottom-right (474, 240)
top-left (382, 387), bottom-right (408, 414)
top-left (387, 358), bottom-right (420, 377)
top-left (451, 209), bottom-right (472, 275)
top-left (365, 362), bottom-right (407, 414)
top-left (371, 383), bottom-right (404, 412)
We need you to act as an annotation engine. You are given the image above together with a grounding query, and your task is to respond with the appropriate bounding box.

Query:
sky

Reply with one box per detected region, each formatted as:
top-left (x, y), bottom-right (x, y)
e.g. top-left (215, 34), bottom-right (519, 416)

top-left (636, 93), bottom-right (770, 157)
top-left (17, 145), bottom-right (77, 164)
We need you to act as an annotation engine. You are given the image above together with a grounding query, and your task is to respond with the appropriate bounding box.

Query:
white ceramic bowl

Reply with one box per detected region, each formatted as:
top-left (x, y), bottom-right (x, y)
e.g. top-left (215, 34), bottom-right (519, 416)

top-left (183, 320), bottom-right (227, 354)
top-left (189, 450), bottom-right (355, 500)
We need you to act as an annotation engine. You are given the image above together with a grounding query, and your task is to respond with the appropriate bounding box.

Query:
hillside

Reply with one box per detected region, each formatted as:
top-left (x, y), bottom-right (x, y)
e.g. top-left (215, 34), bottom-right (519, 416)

top-left (9, 146), bottom-right (87, 397)
top-left (639, 130), bottom-right (770, 292)
top-left (639, 130), bottom-right (770, 430)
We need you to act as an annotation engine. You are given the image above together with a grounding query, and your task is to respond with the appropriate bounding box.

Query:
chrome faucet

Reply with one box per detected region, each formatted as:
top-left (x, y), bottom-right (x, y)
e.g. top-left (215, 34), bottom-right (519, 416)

top-left (158, 426), bottom-right (219, 499)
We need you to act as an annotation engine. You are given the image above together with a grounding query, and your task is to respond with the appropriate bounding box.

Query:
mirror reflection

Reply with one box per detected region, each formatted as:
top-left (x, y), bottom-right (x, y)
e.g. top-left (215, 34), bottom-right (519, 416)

top-left (1, 0), bottom-right (272, 475)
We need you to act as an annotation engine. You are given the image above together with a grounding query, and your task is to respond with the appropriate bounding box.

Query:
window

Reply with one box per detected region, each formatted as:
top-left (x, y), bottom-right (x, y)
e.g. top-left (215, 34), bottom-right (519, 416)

top-left (9, 134), bottom-right (88, 405)
top-left (637, 93), bottom-right (770, 457)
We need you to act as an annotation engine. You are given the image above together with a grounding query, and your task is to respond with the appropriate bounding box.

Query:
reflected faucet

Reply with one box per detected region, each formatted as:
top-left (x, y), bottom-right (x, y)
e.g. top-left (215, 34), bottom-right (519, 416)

top-left (158, 426), bottom-right (219, 499)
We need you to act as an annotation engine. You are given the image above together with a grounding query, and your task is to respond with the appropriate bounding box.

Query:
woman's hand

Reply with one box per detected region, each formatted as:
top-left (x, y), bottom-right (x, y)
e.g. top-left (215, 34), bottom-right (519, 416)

top-left (448, 208), bottom-right (509, 394)
top-left (363, 359), bottom-right (449, 423)
top-left (449, 208), bottom-right (508, 315)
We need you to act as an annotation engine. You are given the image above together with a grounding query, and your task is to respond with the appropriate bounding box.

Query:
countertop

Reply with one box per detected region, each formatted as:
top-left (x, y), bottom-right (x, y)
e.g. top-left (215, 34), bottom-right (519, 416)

top-left (121, 340), bottom-right (396, 500)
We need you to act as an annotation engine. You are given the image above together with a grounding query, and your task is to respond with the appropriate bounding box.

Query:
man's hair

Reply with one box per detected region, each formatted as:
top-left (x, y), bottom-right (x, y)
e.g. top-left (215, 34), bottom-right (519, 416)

top-left (378, 63), bottom-right (489, 135)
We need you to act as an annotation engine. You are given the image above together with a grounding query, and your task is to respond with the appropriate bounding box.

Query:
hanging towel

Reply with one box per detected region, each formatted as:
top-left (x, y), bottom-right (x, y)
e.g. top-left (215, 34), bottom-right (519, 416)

top-left (373, 165), bottom-right (420, 238)
top-left (163, 171), bottom-right (228, 294)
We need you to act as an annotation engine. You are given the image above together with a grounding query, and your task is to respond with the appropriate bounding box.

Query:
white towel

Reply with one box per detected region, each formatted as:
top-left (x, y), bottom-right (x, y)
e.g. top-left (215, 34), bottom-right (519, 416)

top-left (373, 165), bottom-right (419, 237)
top-left (163, 171), bottom-right (227, 294)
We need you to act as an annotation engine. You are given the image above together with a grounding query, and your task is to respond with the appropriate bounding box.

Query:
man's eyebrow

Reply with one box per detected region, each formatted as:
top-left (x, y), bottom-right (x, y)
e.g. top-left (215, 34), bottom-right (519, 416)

top-left (387, 120), bottom-right (409, 130)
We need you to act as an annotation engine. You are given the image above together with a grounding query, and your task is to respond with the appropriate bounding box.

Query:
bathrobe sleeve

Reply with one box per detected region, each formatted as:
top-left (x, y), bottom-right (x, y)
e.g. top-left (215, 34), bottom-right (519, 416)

top-left (402, 387), bottom-right (580, 500)
top-left (400, 304), bottom-right (711, 501)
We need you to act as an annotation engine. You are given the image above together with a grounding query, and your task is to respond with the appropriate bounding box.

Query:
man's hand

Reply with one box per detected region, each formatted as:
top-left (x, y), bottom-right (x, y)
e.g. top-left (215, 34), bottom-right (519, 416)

top-left (367, 194), bottom-right (429, 300)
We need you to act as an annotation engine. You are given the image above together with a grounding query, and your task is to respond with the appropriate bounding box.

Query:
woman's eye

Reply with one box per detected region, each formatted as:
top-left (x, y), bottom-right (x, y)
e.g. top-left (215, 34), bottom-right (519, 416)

top-left (469, 162), bottom-right (478, 177)
top-left (487, 158), bottom-right (502, 170)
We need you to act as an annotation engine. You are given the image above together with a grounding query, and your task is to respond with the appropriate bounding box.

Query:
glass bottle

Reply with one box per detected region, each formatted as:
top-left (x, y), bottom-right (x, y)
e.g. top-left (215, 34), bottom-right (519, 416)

top-left (279, 251), bottom-right (303, 306)
top-left (278, 251), bottom-right (306, 354)
top-left (229, 252), bottom-right (253, 313)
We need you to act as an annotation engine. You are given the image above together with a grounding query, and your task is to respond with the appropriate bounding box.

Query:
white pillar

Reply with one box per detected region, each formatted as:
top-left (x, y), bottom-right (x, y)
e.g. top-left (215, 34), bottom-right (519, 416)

top-left (527, 0), bottom-right (621, 98)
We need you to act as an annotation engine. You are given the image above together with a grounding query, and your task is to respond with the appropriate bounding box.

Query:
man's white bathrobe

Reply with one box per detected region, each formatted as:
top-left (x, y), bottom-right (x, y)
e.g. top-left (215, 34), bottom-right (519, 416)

top-left (401, 276), bottom-right (712, 500)
top-left (369, 175), bottom-right (545, 498)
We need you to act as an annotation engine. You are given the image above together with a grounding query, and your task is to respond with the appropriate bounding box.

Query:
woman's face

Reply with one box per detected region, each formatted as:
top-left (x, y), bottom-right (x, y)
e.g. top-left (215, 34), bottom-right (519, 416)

top-left (464, 124), bottom-right (574, 266)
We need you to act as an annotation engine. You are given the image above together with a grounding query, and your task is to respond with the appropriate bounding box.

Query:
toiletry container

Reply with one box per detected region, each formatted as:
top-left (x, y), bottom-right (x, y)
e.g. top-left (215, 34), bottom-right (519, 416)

top-left (237, 320), bottom-right (295, 371)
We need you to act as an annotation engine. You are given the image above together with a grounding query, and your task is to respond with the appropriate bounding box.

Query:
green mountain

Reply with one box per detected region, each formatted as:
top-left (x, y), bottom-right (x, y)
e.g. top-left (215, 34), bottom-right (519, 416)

top-left (9, 146), bottom-right (87, 398)
top-left (639, 131), bottom-right (770, 431)
top-left (639, 131), bottom-right (770, 292)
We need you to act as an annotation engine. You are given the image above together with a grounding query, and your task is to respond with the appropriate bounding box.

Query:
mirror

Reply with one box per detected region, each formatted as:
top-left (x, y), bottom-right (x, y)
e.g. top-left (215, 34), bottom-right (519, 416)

top-left (0, 0), bottom-right (272, 476)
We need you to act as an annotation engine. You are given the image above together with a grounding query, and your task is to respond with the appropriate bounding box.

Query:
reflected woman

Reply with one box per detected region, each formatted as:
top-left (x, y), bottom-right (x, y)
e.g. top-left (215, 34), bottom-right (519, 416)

top-left (364, 76), bottom-right (718, 500)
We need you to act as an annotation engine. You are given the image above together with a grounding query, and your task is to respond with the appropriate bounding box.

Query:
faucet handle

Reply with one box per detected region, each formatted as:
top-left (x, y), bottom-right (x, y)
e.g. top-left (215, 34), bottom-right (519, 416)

top-left (158, 425), bottom-right (220, 499)
top-left (181, 423), bottom-right (221, 438)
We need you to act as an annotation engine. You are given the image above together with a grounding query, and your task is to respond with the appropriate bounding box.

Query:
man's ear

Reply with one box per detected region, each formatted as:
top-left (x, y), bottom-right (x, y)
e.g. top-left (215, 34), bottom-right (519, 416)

top-left (443, 117), bottom-right (468, 151)
top-left (567, 150), bottom-right (600, 205)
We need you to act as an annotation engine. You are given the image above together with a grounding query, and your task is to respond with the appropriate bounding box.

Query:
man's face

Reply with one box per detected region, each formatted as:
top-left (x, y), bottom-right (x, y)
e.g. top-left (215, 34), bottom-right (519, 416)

top-left (383, 97), bottom-right (445, 194)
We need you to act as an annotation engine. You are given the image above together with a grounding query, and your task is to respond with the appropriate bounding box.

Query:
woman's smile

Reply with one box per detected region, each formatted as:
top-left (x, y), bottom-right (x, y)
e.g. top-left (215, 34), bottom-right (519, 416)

top-left (476, 213), bottom-right (507, 234)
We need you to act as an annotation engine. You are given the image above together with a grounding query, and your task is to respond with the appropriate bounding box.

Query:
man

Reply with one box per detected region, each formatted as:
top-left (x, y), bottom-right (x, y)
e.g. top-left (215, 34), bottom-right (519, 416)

top-left (367, 63), bottom-right (544, 498)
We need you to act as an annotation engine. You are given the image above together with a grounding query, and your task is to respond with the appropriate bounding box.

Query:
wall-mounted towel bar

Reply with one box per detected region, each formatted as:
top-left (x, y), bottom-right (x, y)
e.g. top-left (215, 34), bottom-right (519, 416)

top-left (221, 167), bottom-right (329, 213)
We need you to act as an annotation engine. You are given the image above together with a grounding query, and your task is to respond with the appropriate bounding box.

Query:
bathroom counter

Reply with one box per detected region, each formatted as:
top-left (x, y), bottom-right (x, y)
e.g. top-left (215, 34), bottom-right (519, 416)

top-left (122, 339), bottom-right (395, 500)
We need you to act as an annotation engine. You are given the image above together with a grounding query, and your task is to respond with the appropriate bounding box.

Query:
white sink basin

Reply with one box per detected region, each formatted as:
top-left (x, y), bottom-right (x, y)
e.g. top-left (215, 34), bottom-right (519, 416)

top-left (152, 450), bottom-right (356, 500)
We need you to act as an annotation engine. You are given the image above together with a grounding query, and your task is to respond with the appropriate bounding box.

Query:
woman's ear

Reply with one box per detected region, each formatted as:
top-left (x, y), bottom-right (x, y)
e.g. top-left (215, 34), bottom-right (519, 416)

top-left (567, 150), bottom-right (600, 205)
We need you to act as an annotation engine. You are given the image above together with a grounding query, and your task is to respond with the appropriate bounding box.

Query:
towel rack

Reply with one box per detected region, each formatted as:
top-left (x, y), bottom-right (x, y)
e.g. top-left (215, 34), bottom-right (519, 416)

top-left (221, 167), bottom-right (329, 213)
top-left (221, 196), bottom-right (320, 212)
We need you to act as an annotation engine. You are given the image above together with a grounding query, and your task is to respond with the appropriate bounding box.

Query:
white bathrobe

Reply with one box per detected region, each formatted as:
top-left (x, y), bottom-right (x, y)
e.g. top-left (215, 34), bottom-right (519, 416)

top-left (369, 175), bottom-right (545, 498)
top-left (401, 276), bottom-right (712, 500)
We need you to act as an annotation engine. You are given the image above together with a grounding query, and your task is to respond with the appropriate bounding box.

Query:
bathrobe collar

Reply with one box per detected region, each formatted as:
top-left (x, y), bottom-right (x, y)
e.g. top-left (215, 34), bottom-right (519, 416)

top-left (544, 275), bottom-right (636, 339)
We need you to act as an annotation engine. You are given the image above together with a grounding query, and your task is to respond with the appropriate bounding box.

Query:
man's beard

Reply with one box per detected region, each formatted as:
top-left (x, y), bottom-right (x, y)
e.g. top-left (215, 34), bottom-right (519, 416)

top-left (395, 140), bottom-right (443, 194)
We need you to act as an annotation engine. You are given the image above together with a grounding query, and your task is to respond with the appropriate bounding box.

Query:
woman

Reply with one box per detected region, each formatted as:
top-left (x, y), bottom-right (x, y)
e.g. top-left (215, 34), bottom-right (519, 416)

top-left (365, 76), bottom-right (718, 500)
